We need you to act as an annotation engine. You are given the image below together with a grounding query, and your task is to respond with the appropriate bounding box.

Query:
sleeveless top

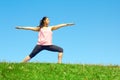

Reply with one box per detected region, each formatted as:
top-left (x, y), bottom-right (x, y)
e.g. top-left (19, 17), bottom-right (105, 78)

top-left (37, 27), bottom-right (52, 45)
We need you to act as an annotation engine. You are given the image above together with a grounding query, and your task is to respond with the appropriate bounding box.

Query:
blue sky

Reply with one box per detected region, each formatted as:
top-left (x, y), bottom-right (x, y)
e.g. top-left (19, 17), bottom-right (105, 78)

top-left (0, 0), bottom-right (120, 65)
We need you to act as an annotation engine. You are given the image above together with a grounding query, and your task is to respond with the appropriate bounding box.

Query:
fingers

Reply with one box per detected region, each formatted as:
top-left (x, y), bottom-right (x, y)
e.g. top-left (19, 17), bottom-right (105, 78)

top-left (67, 23), bottom-right (75, 26)
top-left (16, 26), bottom-right (21, 29)
top-left (70, 23), bottom-right (75, 25)
top-left (16, 27), bottom-right (19, 29)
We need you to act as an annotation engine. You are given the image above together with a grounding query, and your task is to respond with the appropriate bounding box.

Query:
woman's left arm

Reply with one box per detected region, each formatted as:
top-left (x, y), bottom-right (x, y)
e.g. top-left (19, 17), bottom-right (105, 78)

top-left (51, 23), bottom-right (75, 31)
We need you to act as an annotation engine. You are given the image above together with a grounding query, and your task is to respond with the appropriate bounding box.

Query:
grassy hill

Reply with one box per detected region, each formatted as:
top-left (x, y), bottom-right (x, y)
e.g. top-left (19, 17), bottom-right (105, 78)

top-left (0, 62), bottom-right (120, 80)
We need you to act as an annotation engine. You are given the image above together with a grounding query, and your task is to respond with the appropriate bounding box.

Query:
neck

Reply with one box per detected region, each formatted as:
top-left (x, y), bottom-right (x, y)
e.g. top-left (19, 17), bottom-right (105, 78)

top-left (43, 24), bottom-right (48, 27)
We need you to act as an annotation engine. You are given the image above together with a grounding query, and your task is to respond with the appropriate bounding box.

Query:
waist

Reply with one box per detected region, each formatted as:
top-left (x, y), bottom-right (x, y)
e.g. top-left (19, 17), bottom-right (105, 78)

top-left (37, 40), bottom-right (52, 45)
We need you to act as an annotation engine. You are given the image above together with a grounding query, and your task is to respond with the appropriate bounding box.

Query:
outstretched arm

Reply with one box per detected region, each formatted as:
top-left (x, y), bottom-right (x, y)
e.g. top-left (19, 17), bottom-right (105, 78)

top-left (51, 23), bottom-right (75, 31)
top-left (16, 26), bottom-right (40, 32)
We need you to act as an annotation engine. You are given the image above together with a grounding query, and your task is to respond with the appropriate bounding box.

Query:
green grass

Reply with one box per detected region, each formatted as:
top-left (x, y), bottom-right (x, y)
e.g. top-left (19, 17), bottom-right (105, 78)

top-left (0, 62), bottom-right (120, 80)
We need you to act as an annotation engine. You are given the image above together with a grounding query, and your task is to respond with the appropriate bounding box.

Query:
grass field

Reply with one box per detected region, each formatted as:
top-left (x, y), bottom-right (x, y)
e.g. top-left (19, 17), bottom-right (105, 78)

top-left (0, 62), bottom-right (120, 80)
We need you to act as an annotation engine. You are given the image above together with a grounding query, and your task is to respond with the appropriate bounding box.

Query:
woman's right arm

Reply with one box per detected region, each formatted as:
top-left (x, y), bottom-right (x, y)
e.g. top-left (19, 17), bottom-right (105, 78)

top-left (16, 26), bottom-right (40, 32)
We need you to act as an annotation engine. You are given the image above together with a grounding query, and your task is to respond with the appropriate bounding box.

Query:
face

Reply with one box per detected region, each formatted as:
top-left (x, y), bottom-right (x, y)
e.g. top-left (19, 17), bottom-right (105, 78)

top-left (44, 18), bottom-right (50, 25)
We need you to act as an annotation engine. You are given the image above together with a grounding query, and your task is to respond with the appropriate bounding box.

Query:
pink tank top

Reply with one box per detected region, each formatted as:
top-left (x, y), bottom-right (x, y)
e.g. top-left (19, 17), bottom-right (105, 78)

top-left (37, 27), bottom-right (52, 45)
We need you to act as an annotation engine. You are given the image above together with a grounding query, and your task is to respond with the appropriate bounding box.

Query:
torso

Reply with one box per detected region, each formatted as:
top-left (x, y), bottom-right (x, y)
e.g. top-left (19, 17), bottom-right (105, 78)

top-left (37, 27), bottom-right (52, 45)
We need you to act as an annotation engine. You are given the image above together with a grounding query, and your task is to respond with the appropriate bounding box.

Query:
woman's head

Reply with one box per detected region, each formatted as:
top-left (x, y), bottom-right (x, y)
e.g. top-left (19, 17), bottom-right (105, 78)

top-left (39, 16), bottom-right (50, 28)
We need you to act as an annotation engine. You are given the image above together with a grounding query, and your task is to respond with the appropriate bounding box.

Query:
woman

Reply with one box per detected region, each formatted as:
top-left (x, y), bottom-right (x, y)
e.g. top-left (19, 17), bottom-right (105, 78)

top-left (16, 16), bottom-right (74, 63)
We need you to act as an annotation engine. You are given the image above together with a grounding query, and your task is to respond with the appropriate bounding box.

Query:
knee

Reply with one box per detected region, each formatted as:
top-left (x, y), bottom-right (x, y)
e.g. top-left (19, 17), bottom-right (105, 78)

top-left (59, 48), bottom-right (64, 53)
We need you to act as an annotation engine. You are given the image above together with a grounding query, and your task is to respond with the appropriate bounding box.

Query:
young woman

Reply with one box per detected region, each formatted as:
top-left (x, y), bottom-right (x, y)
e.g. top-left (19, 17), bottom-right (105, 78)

top-left (16, 17), bottom-right (74, 63)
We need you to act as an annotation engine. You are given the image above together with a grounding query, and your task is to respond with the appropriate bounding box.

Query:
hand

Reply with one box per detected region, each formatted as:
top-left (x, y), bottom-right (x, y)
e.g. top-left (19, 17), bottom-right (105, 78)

top-left (66, 23), bottom-right (75, 26)
top-left (16, 26), bottom-right (22, 29)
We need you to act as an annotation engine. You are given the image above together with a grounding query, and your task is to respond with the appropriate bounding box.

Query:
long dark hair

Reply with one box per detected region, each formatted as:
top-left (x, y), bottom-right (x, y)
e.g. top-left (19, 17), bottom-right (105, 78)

top-left (38, 16), bottom-right (48, 28)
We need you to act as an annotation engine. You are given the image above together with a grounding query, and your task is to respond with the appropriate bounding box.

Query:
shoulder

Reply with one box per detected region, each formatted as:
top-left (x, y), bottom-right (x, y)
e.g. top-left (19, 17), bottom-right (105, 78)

top-left (48, 26), bottom-right (54, 31)
top-left (48, 26), bottom-right (57, 31)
